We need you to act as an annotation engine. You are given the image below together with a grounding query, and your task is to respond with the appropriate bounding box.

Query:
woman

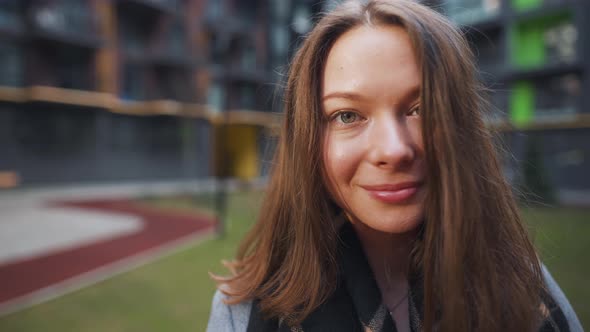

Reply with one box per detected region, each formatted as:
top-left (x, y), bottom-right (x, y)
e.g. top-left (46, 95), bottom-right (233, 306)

top-left (207, 1), bottom-right (582, 331)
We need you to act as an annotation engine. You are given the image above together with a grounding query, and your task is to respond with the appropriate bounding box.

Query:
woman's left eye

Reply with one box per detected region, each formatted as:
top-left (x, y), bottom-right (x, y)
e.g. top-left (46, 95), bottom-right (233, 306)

top-left (407, 105), bottom-right (420, 116)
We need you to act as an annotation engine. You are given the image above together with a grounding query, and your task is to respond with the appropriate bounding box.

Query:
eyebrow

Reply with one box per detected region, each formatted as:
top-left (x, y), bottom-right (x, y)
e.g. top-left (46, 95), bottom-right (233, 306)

top-left (321, 92), bottom-right (367, 102)
top-left (322, 86), bottom-right (421, 104)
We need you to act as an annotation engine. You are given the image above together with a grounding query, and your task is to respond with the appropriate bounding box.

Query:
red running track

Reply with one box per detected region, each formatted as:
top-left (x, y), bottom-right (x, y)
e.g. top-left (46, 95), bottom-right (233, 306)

top-left (0, 198), bottom-right (215, 311)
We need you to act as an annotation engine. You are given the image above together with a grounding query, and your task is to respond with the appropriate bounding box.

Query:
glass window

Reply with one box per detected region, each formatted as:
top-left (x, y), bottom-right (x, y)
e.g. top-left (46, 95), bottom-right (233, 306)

top-left (467, 28), bottom-right (503, 73)
top-left (167, 21), bottom-right (187, 56)
top-left (292, 5), bottom-right (312, 34)
top-left (239, 84), bottom-right (256, 110)
top-left (544, 21), bottom-right (577, 65)
top-left (147, 116), bottom-right (182, 153)
top-left (62, 0), bottom-right (94, 35)
top-left (489, 88), bottom-right (509, 121)
top-left (270, 25), bottom-right (289, 58)
top-left (207, 83), bottom-right (225, 112)
top-left (32, 0), bottom-right (94, 35)
top-left (209, 33), bottom-right (226, 65)
top-left (236, 0), bottom-right (258, 21)
top-left (0, 42), bottom-right (22, 87)
top-left (14, 107), bottom-right (94, 155)
top-left (271, 0), bottom-right (290, 21)
top-left (241, 46), bottom-right (257, 69)
top-left (0, 0), bottom-right (23, 31)
top-left (206, 0), bottom-right (223, 20)
top-left (122, 65), bottom-right (146, 100)
top-left (110, 116), bottom-right (140, 151)
top-left (445, 0), bottom-right (500, 25)
top-left (120, 18), bottom-right (149, 54)
top-left (33, 6), bottom-right (66, 31)
top-left (158, 0), bottom-right (182, 12)
top-left (535, 74), bottom-right (581, 120)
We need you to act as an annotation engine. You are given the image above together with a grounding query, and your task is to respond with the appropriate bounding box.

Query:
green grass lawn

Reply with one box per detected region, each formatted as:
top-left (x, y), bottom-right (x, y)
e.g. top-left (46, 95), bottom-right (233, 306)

top-left (523, 207), bottom-right (590, 329)
top-left (0, 192), bottom-right (587, 331)
top-left (0, 191), bottom-right (262, 332)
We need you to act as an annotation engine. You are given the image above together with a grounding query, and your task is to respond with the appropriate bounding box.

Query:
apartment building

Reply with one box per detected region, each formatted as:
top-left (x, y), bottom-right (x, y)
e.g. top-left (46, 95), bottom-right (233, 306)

top-left (1, 0), bottom-right (588, 200)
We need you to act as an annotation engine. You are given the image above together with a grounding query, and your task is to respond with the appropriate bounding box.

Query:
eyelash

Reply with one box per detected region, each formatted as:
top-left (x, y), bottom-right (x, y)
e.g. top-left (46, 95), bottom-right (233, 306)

top-left (331, 111), bottom-right (362, 125)
top-left (407, 105), bottom-right (420, 116)
top-left (329, 105), bottom-right (420, 125)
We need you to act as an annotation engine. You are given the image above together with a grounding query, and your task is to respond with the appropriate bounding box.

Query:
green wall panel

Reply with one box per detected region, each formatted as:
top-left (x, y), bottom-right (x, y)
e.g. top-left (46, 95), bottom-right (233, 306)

top-left (510, 12), bottom-right (572, 68)
top-left (510, 82), bottom-right (535, 126)
top-left (510, 23), bottom-right (545, 68)
top-left (512, 0), bottom-right (542, 11)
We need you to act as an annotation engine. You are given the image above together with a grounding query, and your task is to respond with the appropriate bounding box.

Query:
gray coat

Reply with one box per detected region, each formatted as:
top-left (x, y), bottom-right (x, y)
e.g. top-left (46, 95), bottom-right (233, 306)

top-left (206, 264), bottom-right (584, 332)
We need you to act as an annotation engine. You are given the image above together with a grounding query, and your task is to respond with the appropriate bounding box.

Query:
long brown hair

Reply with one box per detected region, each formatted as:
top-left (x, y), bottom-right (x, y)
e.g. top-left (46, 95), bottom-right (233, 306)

top-left (214, 1), bottom-right (544, 331)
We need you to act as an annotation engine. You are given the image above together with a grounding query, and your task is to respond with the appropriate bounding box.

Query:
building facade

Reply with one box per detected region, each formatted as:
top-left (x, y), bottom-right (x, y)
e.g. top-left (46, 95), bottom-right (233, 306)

top-left (0, 0), bottom-right (329, 186)
top-left (440, 0), bottom-right (590, 201)
top-left (0, 0), bottom-right (213, 185)
top-left (0, 0), bottom-right (589, 201)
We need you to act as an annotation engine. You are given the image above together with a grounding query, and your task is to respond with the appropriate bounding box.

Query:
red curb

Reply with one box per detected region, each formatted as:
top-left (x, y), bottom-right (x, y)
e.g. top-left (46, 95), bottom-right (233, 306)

top-left (0, 198), bottom-right (215, 308)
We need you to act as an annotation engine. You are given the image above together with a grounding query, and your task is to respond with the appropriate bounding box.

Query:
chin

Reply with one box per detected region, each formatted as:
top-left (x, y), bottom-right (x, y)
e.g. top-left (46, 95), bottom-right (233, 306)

top-left (342, 191), bottom-right (425, 234)
top-left (342, 195), bottom-right (424, 234)
top-left (364, 210), bottom-right (424, 234)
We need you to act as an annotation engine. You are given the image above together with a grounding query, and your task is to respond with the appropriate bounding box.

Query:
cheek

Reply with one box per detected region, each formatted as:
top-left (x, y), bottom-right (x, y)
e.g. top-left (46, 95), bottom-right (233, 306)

top-left (323, 134), bottom-right (362, 190)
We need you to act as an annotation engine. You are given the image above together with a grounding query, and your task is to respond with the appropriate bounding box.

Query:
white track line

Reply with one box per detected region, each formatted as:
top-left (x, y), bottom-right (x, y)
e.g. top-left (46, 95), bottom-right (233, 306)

top-left (0, 226), bottom-right (216, 317)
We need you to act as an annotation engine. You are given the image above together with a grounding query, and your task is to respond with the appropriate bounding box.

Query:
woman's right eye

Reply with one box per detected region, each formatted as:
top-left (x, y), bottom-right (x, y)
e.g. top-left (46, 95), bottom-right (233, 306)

top-left (334, 111), bottom-right (359, 124)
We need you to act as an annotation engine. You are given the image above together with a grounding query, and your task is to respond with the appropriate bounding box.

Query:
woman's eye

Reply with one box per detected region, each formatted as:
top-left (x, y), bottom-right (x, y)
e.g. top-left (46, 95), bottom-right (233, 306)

top-left (407, 106), bottom-right (420, 116)
top-left (336, 111), bottom-right (359, 124)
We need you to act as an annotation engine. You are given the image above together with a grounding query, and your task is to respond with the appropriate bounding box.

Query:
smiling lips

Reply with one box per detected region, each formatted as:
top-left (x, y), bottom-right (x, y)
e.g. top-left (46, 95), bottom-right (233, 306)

top-left (361, 181), bottom-right (423, 203)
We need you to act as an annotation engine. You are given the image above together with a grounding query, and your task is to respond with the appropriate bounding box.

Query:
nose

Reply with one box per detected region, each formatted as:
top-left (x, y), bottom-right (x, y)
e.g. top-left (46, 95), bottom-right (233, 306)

top-left (366, 115), bottom-right (416, 169)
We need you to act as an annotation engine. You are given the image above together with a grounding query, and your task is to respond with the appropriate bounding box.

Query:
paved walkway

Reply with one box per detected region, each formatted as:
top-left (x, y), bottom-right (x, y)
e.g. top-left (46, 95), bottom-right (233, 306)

top-left (0, 178), bottom-right (254, 316)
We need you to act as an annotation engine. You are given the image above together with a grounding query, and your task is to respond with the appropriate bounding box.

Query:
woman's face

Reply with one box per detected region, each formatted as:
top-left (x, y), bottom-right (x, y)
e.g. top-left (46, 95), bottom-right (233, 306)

top-left (322, 25), bottom-right (426, 234)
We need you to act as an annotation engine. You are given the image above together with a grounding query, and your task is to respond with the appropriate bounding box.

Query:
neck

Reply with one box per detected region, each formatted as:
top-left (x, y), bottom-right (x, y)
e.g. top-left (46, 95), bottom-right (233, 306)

top-left (352, 222), bottom-right (417, 294)
top-left (350, 221), bottom-right (418, 332)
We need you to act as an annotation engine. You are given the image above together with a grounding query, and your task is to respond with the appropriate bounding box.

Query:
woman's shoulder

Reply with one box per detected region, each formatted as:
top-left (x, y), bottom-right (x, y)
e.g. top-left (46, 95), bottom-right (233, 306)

top-left (541, 264), bottom-right (584, 332)
top-left (206, 289), bottom-right (253, 332)
top-left (205, 267), bottom-right (582, 332)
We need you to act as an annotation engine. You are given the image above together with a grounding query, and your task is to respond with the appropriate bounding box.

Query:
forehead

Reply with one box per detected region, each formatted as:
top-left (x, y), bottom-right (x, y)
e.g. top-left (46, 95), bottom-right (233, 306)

top-left (322, 25), bottom-right (420, 101)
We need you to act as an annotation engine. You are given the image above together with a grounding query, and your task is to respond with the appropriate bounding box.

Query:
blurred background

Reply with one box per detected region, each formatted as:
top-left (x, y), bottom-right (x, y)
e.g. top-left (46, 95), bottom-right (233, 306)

top-left (0, 0), bottom-right (587, 331)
